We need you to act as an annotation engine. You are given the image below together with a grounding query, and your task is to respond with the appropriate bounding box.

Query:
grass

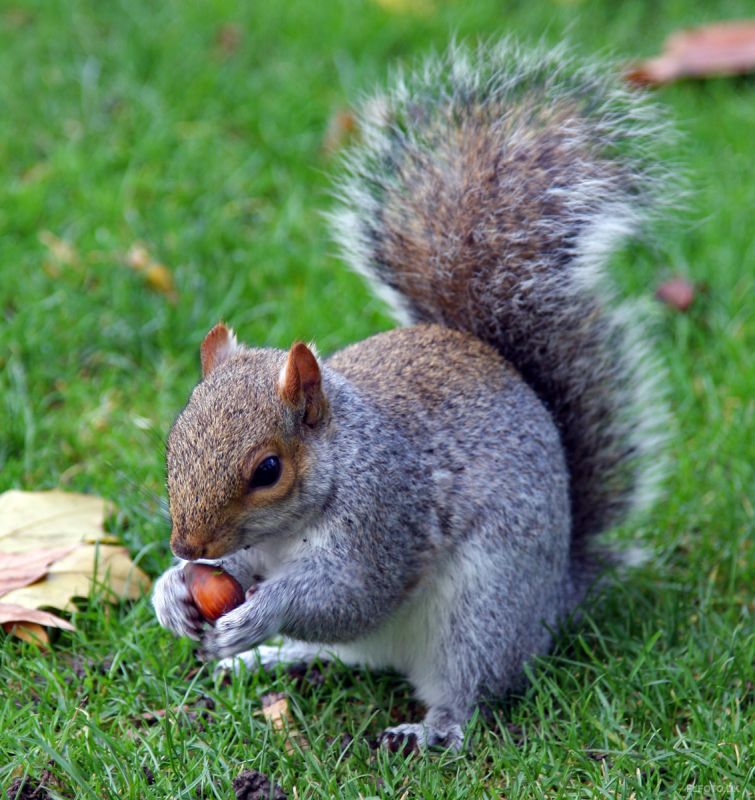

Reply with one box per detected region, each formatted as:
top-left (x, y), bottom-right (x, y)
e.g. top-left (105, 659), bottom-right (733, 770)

top-left (1, 0), bottom-right (753, 797)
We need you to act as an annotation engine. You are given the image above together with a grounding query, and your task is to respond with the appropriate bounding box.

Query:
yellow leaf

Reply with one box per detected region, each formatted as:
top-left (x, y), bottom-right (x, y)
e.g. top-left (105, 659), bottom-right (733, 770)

top-left (261, 692), bottom-right (308, 753)
top-left (372, 0), bottom-right (435, 14)
top-left (1, 544), bottom-right (150, 611)
top-left (124, 243), bottom-right (177, 300)
top-left (38, 230), bottom-right (79, 266)
top-left (0, 490), bottom-right (152, 647)
top-left (144, 263), bottom-right (176, 296)
top-left (0, 489), bottom-right (112, 553)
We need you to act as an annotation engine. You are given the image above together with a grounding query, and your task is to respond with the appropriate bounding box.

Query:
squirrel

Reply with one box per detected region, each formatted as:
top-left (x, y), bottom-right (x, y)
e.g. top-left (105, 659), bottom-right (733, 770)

top-left (152, 40), bottom-right (670, 751)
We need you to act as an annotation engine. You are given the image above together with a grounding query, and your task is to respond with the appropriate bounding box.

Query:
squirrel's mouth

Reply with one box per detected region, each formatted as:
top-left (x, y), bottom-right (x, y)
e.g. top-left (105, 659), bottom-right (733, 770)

top-left (170, 527), bottom-right (242, 561)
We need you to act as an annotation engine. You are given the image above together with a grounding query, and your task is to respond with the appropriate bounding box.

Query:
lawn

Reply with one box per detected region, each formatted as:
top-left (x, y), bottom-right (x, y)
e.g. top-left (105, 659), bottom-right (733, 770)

top-left (1, 0), bottom-right (753, 797)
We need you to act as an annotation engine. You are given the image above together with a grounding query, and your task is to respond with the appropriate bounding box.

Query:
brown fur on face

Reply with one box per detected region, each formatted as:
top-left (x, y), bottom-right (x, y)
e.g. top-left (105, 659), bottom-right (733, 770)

top-left (167, 341), bottom-right (324, 560)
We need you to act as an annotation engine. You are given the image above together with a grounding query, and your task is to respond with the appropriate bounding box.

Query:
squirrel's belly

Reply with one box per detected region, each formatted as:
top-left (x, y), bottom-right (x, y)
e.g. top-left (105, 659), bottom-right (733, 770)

top-left (329, 545), bottom-right (492, 708)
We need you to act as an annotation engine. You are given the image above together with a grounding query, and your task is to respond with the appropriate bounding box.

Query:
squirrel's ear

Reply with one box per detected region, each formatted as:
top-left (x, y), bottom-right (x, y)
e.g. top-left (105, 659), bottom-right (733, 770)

top-left (278, 341), bottom-right (327, 426)
top-left (200, 323), bottom-right (240, 377)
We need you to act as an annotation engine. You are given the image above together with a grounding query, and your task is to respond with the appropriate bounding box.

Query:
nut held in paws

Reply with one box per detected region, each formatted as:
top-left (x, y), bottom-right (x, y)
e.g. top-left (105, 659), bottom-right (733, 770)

top-left (184, 563), bottom-right (245, 622)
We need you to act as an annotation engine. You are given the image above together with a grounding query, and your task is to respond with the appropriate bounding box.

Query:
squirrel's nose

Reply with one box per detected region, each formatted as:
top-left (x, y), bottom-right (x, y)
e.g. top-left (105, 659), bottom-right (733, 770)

top-left (170, 536), bottom-right (206, 561)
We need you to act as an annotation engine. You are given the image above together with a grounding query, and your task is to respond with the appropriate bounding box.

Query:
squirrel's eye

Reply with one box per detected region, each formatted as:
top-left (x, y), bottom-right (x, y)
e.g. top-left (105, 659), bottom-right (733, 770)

top-left (249, 456), bottom-right (281, 490)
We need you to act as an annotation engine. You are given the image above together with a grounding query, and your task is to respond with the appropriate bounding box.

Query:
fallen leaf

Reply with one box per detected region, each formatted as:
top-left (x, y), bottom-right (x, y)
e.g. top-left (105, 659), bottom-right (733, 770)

top-left (0, 490), bottom-right (151, 644)
top-left (322, 108), bottom-right (357, 154)
top-left (22, 162), bottom-right (52, 185)
top-left (214, 23), bottom-right (243, 57)
top-left (143, 263), bottom-right (176, 296)
top-left (0, 546), bottom-right (76, 595)
top-left (656, 277), bottom-right (695, 311)
top-left (3, 8), bottom-right (34, 29)
top-left (39, 230), bottom-right (79, 266)
top-left (626, 20), bottom-right (755, 86)
top-left (261, 692), bottom-right (307, 753)
top-left (135, 698), bottom-right (216, 732)
top-left (125, 243), bottom-right (177, 301)
top-left (3, 622), bottom-right (50, 647)
top-left (0, 489), bottom-right (112, 552)
top-left (138, 706), bottom-right (189, 724)
top-left (261, 692), bottom-right (291, 730)
top-left (125, 243), bottom-right (151, 271)
top-left (372, 0), bottom-right (435, 14)
top-left (0, 603), bottom-right (75, 630)
top-left (1, 544), bottom-right (150, 611)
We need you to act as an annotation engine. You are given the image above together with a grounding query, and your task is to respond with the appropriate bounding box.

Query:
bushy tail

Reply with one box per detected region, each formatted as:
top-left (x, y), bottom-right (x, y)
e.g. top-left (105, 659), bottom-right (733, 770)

top-left (332, 40), bottom-right (670, 552)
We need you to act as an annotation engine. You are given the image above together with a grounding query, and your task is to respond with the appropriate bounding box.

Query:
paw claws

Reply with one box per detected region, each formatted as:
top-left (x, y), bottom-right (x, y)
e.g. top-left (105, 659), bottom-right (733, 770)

top-left (379, 728), bottom-right (420, 756)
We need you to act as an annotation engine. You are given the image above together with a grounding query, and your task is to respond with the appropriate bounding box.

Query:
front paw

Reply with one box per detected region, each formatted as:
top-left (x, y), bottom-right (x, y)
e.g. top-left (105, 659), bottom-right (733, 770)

top-left (199, 597), bottom-right (279, 661)
top-left (152, 565), bottom-right (204, 641)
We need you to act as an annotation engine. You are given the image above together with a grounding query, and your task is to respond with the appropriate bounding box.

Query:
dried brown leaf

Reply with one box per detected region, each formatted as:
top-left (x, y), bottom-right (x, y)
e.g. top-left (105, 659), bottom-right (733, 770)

top-left (0, 603), bottom-right (75, 630)
top-left (261, 692), bottom-right (291, 730)
top-left (626, 20), bottom-right (755, 86)
top-left (124, 243), bottom-right (177, 301)
top-left (2, 621), bottom-right (50, 647)
top-left (125, 243), bottom-right (151, 271)
top-left (214, 23), bottom-right (243, 57)
top-left (143, 263), bottom-right (176, 296)
top-left (373, 0), bottom-right (435, 14)
top-left (656, 277), bottom-right (695, 311)
top-left (260, 692), bottom-right (307, 753)
top-left (39, 230), bottom-right (79, 266)
top-left (322, 108), bottom-right (357, 154)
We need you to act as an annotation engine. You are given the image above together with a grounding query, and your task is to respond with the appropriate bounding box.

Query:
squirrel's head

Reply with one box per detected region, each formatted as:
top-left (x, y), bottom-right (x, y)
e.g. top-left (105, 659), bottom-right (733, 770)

top-left (166, 323), bottom-right (333, 560)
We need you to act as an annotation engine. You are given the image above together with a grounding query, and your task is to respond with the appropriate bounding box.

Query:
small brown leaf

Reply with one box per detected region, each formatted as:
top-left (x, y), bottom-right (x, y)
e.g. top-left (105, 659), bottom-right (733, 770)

top-left (124, 243), bottom-right (177, 301)
top-left (2, 621), bottom-right (50, 647)
top-left (39, 230), bottom-right (79, 266)
top-left (626, 20), bottom-right (755, 86)
top-left (372, 0), bottom-right (436, 15)
top-left (214, 23), bottom-right (243, 57)
top-left (138, 706), bottom-right (188, 725)
top-left (261, 692), bottom-right (291, 730)
top-left (322, 108), bottom-right (357, 154)
top-left (125, 243), bottom-right (151, 271)
top-left (260, 692), bottom-right (307, 753)
top-left (656, 277), bottom-right (695, 311)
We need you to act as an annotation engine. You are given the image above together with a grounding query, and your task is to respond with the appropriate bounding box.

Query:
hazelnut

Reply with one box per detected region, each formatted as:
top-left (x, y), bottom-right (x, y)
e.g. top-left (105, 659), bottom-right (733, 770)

top-left (184, 563), bottom-right (245, 623)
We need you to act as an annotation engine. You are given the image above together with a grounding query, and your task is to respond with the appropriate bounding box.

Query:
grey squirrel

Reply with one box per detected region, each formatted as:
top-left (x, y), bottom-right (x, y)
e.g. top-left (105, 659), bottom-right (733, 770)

top-left (152, 40), bottom-right (670, 751)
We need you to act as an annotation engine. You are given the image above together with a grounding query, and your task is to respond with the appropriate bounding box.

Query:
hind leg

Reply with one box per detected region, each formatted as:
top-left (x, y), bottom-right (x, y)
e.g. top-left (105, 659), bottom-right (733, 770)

top-left (379, 703), bottom-right (467, 752)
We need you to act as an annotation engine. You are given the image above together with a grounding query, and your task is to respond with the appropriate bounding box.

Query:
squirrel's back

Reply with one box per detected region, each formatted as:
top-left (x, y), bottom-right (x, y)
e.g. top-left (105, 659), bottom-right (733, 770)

top-left (332, 40), bottom-right (670, 567)
top-left (328, 323), bottom-right (568, 541)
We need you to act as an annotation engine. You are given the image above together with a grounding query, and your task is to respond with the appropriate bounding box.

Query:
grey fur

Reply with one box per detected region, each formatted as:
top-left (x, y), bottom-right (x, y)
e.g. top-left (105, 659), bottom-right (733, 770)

top-left (152, 41), bottom-right (670, 751)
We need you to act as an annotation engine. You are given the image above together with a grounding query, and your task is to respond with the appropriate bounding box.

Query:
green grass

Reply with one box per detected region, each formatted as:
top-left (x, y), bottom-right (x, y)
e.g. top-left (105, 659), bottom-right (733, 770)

top-left (1, 0), bottom-right (753, 797)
